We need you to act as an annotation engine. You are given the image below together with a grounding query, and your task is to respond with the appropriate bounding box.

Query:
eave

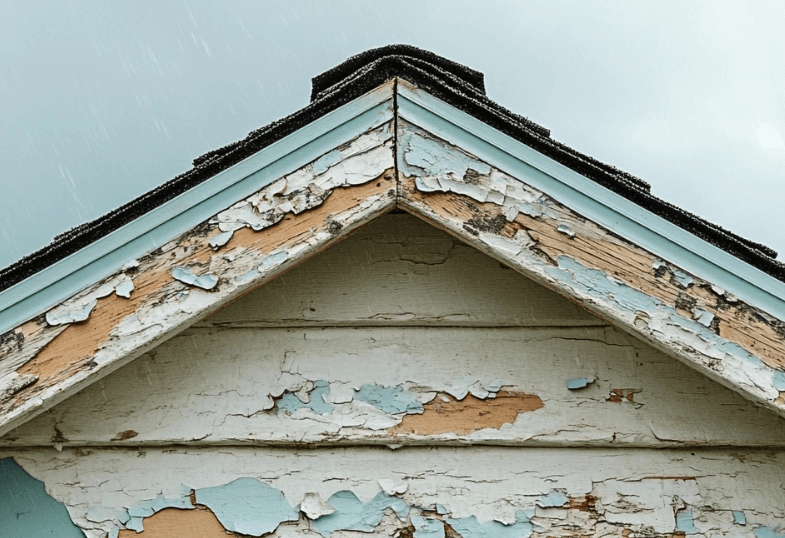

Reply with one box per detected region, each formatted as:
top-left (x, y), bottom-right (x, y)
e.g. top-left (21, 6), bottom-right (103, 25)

top-left (1, 76), bottom-right (784, 441)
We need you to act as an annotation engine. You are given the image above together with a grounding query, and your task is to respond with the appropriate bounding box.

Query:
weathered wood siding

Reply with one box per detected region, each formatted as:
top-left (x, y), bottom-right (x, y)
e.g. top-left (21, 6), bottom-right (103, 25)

top-left (3, 446), bottom-right (783, 537)
top-left (3, 214), bottom-right (785, 537)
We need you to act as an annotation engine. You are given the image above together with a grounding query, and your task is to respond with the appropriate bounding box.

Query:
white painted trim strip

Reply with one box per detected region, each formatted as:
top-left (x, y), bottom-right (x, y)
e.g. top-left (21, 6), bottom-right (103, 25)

top-left (397, 83), bottom-right (785, 320)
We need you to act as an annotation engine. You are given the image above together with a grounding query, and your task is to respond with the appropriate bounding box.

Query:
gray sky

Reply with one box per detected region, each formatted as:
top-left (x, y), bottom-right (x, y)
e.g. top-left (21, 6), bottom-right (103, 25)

top-left (1, 0), bottom-right (784, 270)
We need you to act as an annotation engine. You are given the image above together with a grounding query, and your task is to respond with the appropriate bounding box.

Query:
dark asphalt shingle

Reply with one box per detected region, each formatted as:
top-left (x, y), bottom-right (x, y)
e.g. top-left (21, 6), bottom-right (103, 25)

top-left (1, 44), bottom-right (782, 292)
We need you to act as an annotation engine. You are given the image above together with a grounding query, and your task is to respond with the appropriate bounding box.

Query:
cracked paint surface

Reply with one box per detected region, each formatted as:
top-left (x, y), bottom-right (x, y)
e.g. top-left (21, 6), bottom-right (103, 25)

top-left (1, 88), bottom-right (785, 538)
top-left (396, 118), bottom-right (785, 416)
top-left (7, 319), bottom-right (785, 448)
top-left (3, 109), bottom-right (785, 442)
top-left (0, 119), bottom-right (396, 438)
top-left (3, 447), bottom-right (785, 537)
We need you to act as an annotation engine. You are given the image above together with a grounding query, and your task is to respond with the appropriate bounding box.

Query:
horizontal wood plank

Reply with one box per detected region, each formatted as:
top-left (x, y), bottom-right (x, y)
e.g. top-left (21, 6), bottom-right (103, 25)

top-left (6, 325), bottom-right (785, 448)
top-left (199, 213), bottom-right (600, 328)
top-left (5, 445), bottom-right (784, 537)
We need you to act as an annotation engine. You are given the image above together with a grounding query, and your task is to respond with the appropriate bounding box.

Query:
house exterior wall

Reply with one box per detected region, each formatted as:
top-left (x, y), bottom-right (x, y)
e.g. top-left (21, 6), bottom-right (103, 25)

top-left (2, 214), bottom-right (784, 537)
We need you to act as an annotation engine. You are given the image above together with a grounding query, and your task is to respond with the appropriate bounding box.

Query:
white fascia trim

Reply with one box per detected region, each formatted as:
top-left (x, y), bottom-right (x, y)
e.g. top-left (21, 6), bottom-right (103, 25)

top-left (397, 82), bottom-right (785, 321)
top-left (0, 86), bottom-right (395, 335)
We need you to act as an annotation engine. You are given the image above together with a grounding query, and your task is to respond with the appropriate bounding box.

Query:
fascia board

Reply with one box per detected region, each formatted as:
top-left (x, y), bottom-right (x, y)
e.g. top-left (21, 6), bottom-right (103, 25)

top-left (0, 84), bottom-right (395, 335)
top-left (396, 81), bottom-right (785, 321)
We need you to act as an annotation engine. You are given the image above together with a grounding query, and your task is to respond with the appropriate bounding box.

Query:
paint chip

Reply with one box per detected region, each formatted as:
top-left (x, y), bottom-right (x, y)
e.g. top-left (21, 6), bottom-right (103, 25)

top-left (195, 478), bottom-right (298, 536)
top-left (556, 223), bottom-right (575, 238)
top-left (537, 490), bottom-right (568, 508)
top-left (46, 298), bottom-right (98, 325)
top-left (171, 267), bottom-right (218, 290)
top-left (566, 378), bottom-right (593, 390)
top-left (115, 275), bottom-right (135, 298)
top-left (732, 510), bottom-right (746, 526)
top-left (378, 479), bottom-right (408, 496)
top-left (208, 230), bottom-right (234, 249)
top-left (301, 492), bottom-right (336, 520)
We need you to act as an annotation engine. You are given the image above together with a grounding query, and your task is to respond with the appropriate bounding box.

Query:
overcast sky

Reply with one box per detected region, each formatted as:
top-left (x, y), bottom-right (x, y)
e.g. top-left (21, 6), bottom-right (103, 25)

top-left (1, 0), bottom-right (783, 270)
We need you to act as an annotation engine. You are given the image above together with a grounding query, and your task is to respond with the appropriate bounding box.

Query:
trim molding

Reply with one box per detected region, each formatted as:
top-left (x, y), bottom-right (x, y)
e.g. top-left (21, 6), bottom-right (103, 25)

top-left (396, 80), bottom-right (785, 321)
top-left (0, 84), bottom-right (395, 335)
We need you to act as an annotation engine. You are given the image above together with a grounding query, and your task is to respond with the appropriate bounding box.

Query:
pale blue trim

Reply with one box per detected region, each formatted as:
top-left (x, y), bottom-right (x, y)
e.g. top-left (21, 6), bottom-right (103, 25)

top-left (397, 84), bottom-right (785, 320)
top-left (0, 90), bottom-right (394, 334)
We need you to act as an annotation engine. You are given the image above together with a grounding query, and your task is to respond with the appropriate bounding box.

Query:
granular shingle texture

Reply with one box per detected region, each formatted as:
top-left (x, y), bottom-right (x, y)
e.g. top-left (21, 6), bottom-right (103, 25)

top-left (1, 44), bottom-right (782, 291)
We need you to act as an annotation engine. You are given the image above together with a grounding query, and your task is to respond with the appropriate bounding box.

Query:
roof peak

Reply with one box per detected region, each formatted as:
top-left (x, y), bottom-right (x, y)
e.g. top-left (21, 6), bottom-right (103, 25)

top-left (310, 45), bottom-right (486, 101)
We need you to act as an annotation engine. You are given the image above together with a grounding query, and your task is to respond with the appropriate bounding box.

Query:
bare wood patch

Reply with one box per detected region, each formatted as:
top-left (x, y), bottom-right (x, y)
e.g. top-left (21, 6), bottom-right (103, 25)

top-left (117, 507), bottom-right (232, 538)
top-left (393, 390), bottom-right (543, 435)
top-left (11, 176), bottom-right (392, 403)
top-left (397, 128), bottom-right (785, 412)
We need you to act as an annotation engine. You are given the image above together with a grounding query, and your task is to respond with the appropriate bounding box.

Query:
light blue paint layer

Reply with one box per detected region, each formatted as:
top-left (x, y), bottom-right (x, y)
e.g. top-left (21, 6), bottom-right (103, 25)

top-left (755, 527), bottom-right (785, 538)
top-left (311, 490), bottom-right (408, 537)
top-left (547, 255), bottom-right (780, 387)
top-left (86, 505), bottom-right (131, 525)
top-left (446, 511), bottom-right (532, 538)
top-left (773, 371), bottom-right (785, 392)
top-left (354, 384), bottom-right (424, 415)
top-left (150, 491), bottom-right (193, 512)
top-left (672, 269), bottom-right (694, 288)
top-left (312, 149), bottom-right (345, 175)
top-left (208, 230), bottom-right (234, 249)
top-left (0, 458), bottom-right (85, 537)
top-left (733, 510), bottom-right (747, 525)
top-left (412, 514), bottom-right (445, 538)
top-left (171, 267), bottom-right (219, 290)
top-left (195, 477), bottom-right (298, 536)
top-left (676, 509), bottom-right (699, 534)
top-left (565, 378), bottom-right (591, 390)
top-left (277, 380), bottom-right (333, 415)
top-left (397, 84), bottom-right (785, 324)
top-left (537, 490), bottom-right (569, 508)
top-left (400, 129), bottom-right (490, 178)
top-left (0, 92), bottom-right (393, 335)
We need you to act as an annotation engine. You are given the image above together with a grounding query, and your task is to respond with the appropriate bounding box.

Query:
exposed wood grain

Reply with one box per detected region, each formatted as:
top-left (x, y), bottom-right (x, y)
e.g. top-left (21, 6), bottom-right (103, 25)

top-left (0, 122), bottom-right (396, 439)
top-left (6, 323), bottom-right (785, 448)
top-left (396, 119), bottom-right (785, 414)
top-left (117, 508), bottom-right (231, 538)
top-left (393, 391), bottom-right (544, 435)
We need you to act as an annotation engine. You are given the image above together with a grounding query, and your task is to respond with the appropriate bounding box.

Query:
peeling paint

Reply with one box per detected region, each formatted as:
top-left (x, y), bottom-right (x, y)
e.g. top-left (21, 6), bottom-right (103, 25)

top-left (412, 514), bottom-right (445, 538)
top-left (398, 119), bottom-right (785, 421)
top-left (114, 276), bottom-right (135, 299)
top-left (446, 511), bottom-right (533, 538)
top-left (277, 380), bottom-right (333, 415)
top-left (556, 223), bottom-right (575, 238)
top-left (171, 267), bottom-right (219, 290)
top-left (733, 510), bottom-right (747, 525)
top-left (207, 230), bottom-right (234, 249)
top-left (691, 308), bottom-right (715, 327)
top-left (565, 378), bottom-right (593, 390)
top-left (195, 477), bottom-right (299, 536)
top-left (311, 490), bottom-right (408, 537)
top-left (301, 492), bottom-right (336, 520)
top-left (46, 298), bottom-right (99, 325)
top-left (0, 372), bottom-right (38, 404)
top-left (537, 490), bottom-right (569, 508)
top-left (355, 383), bottom-right (424, 415)
top-left (394, 390), bottom-right (543, 435)
top-left (675, 509), bottom-right (698, 534)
